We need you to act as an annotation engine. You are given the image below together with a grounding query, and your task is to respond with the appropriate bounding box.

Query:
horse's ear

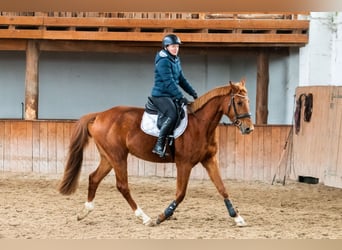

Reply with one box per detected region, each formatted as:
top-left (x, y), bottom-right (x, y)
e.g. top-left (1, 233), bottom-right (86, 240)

top-left (229, 80), bottom-right (239, 92)
top-left (240, 77), bottom-right (246, 86)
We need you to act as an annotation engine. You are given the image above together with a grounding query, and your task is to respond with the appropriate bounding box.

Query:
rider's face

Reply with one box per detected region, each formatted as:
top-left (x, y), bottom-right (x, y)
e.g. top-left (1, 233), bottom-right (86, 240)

top-left (167, 44), bottom-right (179, 56)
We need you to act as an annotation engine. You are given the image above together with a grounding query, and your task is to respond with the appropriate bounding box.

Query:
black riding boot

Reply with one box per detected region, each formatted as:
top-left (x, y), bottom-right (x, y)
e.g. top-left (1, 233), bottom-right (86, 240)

top-left (152, 117), bottom-right (174, 157)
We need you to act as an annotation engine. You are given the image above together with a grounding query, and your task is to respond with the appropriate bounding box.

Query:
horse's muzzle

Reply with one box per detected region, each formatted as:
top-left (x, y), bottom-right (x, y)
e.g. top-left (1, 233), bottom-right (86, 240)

top-left (240, 123), bottom-right (254, 135)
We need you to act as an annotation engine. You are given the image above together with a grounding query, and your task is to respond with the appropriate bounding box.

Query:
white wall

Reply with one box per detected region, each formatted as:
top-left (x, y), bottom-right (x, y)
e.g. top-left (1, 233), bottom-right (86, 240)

top-left (1, 50), bottom-right (294, 123)
top-left (331, 12), bottom-right (342, 84)
top-left (300, 12), bottom-right (342, 86)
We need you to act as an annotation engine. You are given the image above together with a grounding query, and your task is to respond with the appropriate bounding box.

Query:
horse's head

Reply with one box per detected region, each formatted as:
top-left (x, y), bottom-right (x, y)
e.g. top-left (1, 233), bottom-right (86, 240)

top-left (226, 79), bottom-right (254, 134)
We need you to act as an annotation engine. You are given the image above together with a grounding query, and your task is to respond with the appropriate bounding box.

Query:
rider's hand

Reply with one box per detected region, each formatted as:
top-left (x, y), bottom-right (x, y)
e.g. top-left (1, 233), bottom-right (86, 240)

top-left (179, 97), bottom-right (188, 106)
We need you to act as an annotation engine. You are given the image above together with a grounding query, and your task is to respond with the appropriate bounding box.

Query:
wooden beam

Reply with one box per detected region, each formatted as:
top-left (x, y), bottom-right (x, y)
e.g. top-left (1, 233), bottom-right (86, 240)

top-left (0, 16), bottom-right (309, 30)
top-left (255, 48), bottom-right (269, 124)
top-left (24, 40), bottom-right (40, 120)
top-left (0, 30), bottom-right (308, 45)
top-left (0, 39), bottom-right (27, 50)
top-left (0, 15), bottom-right (309, 47)
top-left (0, 39), bottom-right (292, 52)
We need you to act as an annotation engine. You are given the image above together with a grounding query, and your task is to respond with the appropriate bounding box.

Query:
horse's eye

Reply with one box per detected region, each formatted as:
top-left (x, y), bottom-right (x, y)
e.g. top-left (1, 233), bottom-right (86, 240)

top-left (237, 101), bottom-right (243, 106)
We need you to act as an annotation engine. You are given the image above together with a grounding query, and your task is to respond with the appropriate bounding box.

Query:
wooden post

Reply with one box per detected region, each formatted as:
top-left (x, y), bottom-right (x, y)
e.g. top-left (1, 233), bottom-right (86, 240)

top-left (25, 40), bottom-right (40, 120)
top-left (255, 49), bottom-right (269, 124)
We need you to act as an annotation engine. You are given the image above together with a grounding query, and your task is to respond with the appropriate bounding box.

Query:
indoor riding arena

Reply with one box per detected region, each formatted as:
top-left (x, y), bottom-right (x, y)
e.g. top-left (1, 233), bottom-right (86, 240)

top-left (0, 11), bottom-right (341, 239)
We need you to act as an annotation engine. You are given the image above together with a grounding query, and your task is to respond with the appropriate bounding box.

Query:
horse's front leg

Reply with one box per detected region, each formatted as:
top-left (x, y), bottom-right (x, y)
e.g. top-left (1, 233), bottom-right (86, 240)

top-left (202, 157), bottom-right (247, 227)
top-left (156, 163), bottom-right (192, 225)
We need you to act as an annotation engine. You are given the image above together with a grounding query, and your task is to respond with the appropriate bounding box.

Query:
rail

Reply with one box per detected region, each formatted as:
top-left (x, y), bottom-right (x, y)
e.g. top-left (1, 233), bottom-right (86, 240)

top-left (0, 12), bottom-right (310, 47)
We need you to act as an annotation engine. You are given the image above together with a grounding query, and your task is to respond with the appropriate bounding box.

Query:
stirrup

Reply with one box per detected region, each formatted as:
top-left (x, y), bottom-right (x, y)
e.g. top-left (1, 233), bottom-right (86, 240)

top-left (168, 135), bottom-right (174, 146)
top-left (152, 141), bottom-right (168, 157)
top-left (152, 147), bottom-right (166, 158)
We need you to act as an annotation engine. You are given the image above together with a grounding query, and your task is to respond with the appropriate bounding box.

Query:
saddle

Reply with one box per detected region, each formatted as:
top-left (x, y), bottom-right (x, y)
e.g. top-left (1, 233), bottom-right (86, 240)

top-left (141, 97), bottom-right (188, 139)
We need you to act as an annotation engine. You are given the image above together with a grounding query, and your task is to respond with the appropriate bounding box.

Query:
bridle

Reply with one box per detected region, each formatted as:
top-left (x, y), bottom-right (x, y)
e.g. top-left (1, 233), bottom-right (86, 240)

top-left (227, 93), bottom-right (251, 127)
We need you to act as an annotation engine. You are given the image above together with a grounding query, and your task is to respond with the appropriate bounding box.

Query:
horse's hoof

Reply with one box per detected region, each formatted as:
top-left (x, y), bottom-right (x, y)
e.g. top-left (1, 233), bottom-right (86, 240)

top-left (234, 214), bottom-right (247, 227)
top-left (77, 208), bottom-right (91, 221)
top-left (156, 213), bottom-right (166, 225)
top-left (144, 218), bottom-right (155, 227)
top-left (155, 217), bottom-right (162, 225)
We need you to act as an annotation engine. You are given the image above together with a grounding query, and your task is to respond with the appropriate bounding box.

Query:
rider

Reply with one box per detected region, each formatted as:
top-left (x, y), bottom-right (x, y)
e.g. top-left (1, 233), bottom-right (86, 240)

top-left (150, 34), bottom-right (198, 157)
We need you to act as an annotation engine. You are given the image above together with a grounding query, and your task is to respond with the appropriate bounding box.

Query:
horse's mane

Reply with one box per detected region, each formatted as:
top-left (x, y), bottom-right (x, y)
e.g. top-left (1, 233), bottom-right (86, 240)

top-left (189, 82), bottom-right (236, 113)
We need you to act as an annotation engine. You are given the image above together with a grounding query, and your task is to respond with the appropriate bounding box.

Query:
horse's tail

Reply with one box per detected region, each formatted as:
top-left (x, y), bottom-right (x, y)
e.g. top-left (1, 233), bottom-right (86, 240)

top-left (58, 113), bottom-right (97, 195)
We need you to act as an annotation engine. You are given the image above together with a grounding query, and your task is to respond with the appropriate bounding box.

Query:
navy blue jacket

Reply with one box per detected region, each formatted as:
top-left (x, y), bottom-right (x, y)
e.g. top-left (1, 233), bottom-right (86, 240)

top-left (151, 49), bottom-right (197, 100)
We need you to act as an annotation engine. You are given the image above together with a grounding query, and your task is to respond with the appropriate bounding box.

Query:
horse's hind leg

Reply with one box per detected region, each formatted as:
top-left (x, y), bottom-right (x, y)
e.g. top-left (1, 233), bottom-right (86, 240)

top-left (77, 157), bottom-right (112, 221)
top-left (202, 157), bottom-right (247, 227)
top-left (112, 159), bottom-right (153, 226)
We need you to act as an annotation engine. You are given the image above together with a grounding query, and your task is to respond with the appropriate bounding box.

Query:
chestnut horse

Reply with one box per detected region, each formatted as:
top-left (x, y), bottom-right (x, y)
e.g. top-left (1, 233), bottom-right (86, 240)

top-left (58, 79), bottom-right (254, 227)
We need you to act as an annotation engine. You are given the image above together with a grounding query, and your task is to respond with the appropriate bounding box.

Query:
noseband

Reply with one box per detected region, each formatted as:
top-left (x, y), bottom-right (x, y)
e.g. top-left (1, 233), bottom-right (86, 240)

top-left (228, 93), bottom-right (251, 127)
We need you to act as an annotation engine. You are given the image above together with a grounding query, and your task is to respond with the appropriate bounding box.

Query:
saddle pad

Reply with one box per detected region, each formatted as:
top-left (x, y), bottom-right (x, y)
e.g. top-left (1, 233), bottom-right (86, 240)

top-left (140, 106), bottom-right (188, 138)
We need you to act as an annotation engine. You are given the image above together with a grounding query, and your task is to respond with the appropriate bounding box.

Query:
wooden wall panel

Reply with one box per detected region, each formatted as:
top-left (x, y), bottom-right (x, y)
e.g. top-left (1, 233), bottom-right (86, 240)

top-left (0, 120), bottom-right (292, 183)
top-left (56, 122), bottom-right (66, 174)
top-left (32, 121), bottom-right (40, 172)
top-left (190, 164), bottom-right (206, 180)
top-left (293, 87), bottom-right (329, 177)
top-left (163, 163), bottom-right (177, 178)
top-left (6, 121), bottom-right (32, 172)
top-left (326, 87), bottom-right (342, 187)
top-left (225, 126), bottom-right (237, 179)
top-left (47, 122), bottom-right (57, 173)
top-left (38, 122), bottom-right (49, 173)
top-left (333, 90), bottom-right (342, 186)
top-left (234, 128), bottom-right (246, 180)
top-left (21, 121), bottom-right (33, 172)
top-left (244, 128), bottom-right (253, 180)
top-left (216, 125), bottom-right (291, 182)
top-left (293, 86), bottom-right (342, 188)
top-left (252, 126), bottom-right (264, 180)
top-left (128, 154), bottom-right (140, 177)
top-left (262, 127), bottom-right (273, 181)
top-left (3, 122), bottom-right (10, 171)
top-left (269, 126), bottom-right (281, 181)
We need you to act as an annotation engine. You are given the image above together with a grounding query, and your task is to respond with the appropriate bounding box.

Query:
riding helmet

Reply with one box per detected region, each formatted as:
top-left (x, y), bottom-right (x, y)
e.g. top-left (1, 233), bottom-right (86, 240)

top-left (162, 34), bottom-right (182, 48)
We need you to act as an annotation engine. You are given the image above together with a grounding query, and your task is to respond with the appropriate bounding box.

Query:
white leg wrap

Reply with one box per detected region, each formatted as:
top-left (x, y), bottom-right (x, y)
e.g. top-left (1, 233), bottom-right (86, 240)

top-left (134, 207), bottom-right (152, 226)
top-left (234, 214), bottom-right (247, 227)
top-left (85, 201), bottom-right (94, 211)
